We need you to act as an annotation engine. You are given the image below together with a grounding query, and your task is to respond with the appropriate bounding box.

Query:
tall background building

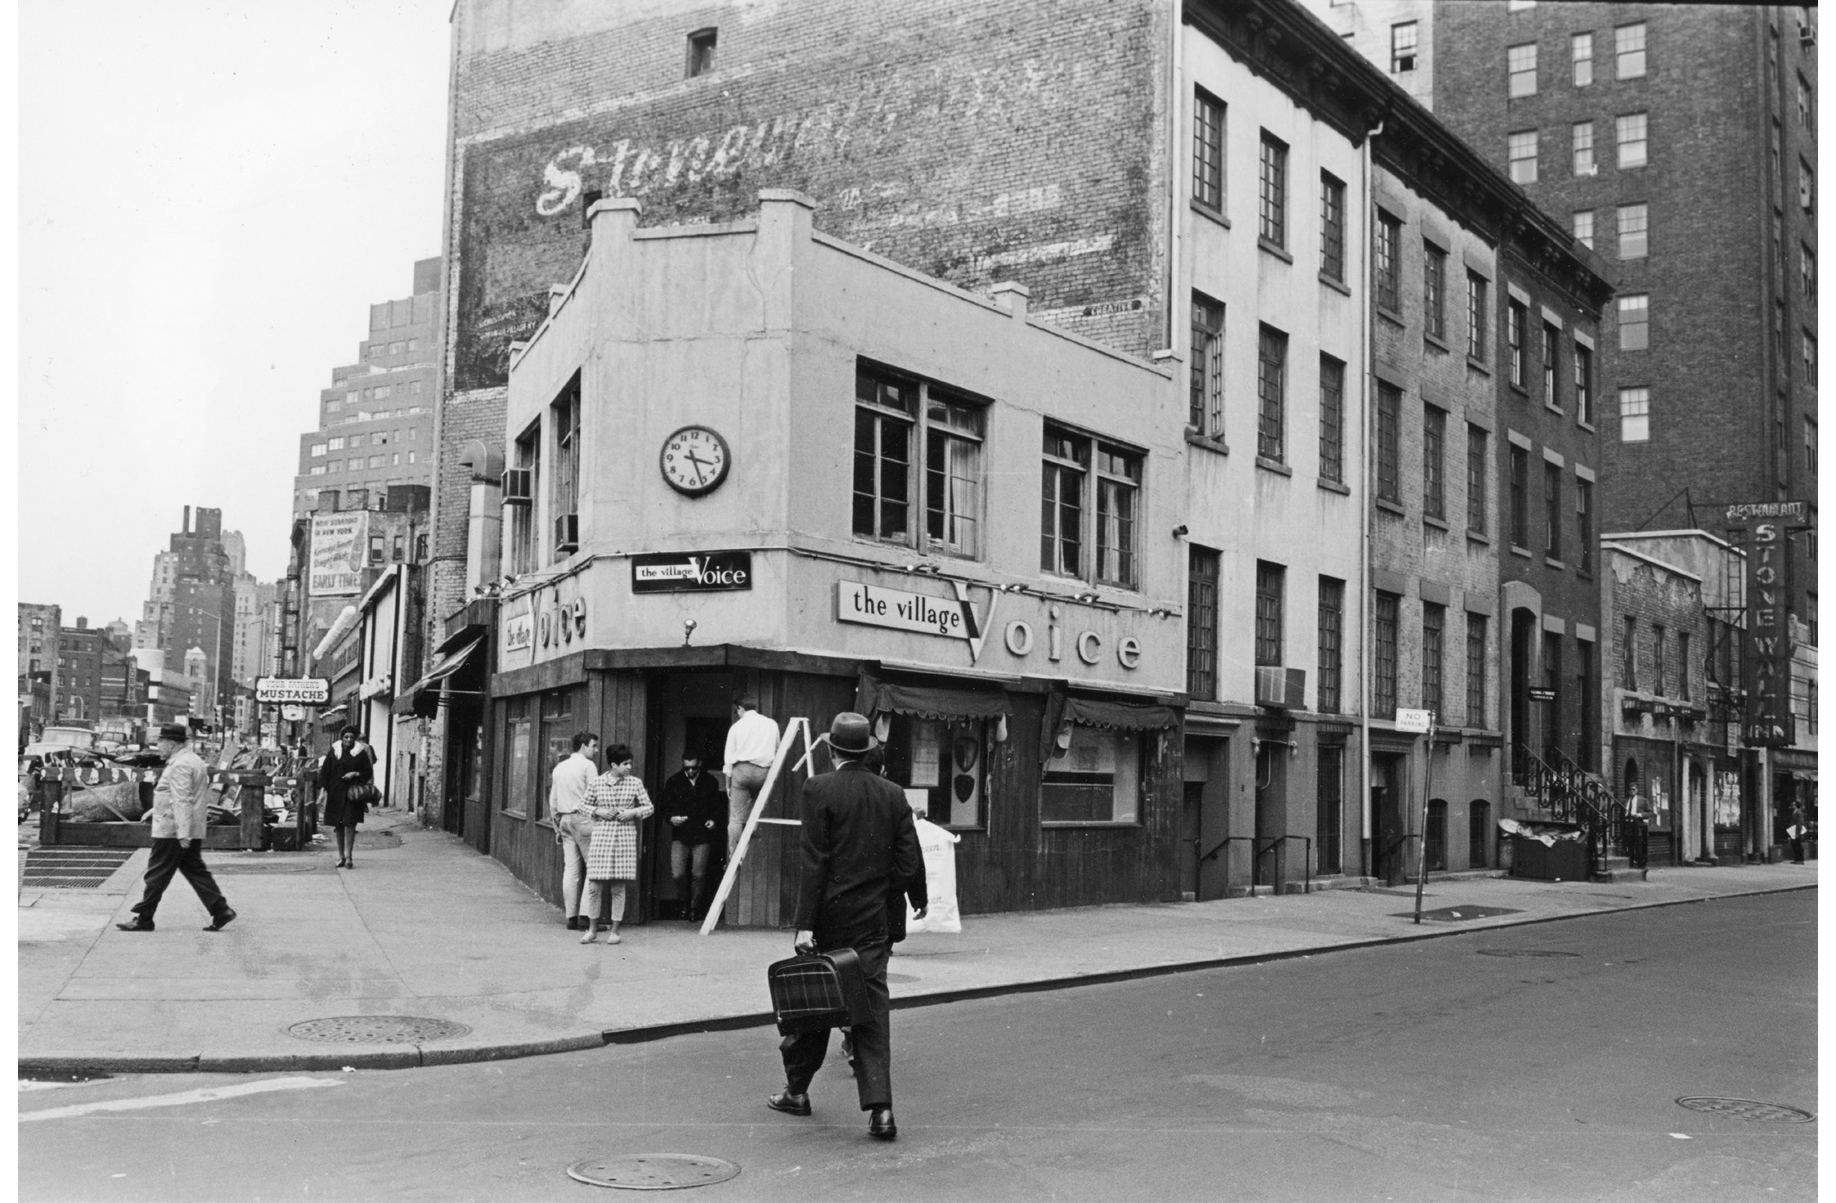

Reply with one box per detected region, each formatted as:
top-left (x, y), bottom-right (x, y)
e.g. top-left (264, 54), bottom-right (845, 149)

top-left (292, 258), bottom-right (440, 520)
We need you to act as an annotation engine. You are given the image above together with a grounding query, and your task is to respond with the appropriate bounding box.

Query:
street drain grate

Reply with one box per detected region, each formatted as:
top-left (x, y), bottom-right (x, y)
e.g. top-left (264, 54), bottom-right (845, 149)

top-left (285, 1016), bottom-right (472, 1044)
top-left (1676, 1097), bottom-right (1815, 1123)
top-left (1393, 906), bottom-right (1523, 922)
top-left (1477, 949), bottom-right (1580, 958)
top-left (566, 1154), bottom-right (741, 1191)
top-left (21, 849), bottom-right (134, 889)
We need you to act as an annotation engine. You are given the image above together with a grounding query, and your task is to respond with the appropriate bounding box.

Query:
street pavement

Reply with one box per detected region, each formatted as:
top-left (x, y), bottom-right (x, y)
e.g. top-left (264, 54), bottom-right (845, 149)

top-left (17, 891), bottom-right (1816, 1202)
top-left (15, 805), bottom-right (1818, 1074)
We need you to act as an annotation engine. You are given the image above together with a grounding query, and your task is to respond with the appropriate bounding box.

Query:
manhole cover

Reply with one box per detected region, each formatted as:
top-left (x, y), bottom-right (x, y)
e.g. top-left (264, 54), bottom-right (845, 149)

top-left (285, 1016), bottom-right (472, 1044)
top-left (566, 1154), bottom-right (741, 1190)
top-left (1394, 906), bottom-right (1523, 922)
top-left (1676, 1097), bottom-right (1815, 1123)
top-left (1477, 949), bottom-right (1580, 958)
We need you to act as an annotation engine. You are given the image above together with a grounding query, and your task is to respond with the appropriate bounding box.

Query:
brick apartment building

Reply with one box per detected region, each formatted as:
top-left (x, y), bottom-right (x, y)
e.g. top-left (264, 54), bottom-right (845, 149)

top-left (18, 602), bottom-right (61, 723)
top-left (54, 618), bottom-right (106, 725)
top-left (292, 258), bottom-right (440, 521)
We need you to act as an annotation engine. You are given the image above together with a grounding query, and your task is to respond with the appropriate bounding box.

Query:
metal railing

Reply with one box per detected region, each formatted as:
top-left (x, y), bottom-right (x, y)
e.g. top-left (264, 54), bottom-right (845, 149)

top-left (1515, 743), bottom-right (1643, 873)
top-left (1198, 833), bottom-right (1312, 899)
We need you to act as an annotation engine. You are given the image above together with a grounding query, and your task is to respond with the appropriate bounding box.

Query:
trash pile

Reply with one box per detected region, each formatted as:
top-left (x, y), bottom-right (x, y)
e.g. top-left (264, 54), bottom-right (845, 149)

top-left (1497, 817), bottom-right (1586, 847)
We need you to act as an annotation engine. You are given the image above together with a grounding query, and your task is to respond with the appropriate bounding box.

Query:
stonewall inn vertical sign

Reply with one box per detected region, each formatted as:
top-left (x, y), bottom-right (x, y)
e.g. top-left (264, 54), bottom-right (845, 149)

top-left (1731, 504), bottom-right (1804, 747)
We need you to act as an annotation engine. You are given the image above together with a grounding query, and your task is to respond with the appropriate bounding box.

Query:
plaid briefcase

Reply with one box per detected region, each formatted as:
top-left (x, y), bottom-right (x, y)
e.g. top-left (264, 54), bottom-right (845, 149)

top-left (767, 948), bottom-right (872, 1036)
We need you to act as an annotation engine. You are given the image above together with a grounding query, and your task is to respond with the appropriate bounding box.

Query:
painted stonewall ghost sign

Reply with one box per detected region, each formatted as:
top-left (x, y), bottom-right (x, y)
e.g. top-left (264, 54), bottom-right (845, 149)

top-left (448, 1), bottom-right (1159, 392)
top-left (309, 512), bottom-right (369, 597)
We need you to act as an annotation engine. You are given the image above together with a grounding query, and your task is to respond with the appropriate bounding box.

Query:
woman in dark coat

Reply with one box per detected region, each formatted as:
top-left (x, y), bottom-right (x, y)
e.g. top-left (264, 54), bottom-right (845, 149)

top-left (321, 726), bottom-right (375, 869)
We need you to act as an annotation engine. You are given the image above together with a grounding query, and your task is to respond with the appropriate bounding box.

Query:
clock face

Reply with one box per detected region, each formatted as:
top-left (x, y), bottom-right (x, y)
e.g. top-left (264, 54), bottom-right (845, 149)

top-left (659, 425), bottom-right (732, 497)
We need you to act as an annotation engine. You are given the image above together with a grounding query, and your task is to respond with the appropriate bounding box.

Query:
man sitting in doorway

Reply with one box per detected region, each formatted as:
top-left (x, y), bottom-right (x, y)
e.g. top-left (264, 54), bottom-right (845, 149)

top-left (660, 752), bottom-right (723, 921)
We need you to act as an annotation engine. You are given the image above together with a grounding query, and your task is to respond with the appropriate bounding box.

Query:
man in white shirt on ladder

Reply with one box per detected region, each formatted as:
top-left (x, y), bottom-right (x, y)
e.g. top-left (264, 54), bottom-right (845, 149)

top-left (723, 695), bottom-right (780, 857)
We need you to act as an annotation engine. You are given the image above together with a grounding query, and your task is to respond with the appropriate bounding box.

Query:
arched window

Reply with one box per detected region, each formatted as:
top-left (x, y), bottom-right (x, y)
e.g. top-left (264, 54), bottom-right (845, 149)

top-left (1426, 799), bottom-right (1448, 871)
top-left (1470, 799), bottom-right (1491, 868)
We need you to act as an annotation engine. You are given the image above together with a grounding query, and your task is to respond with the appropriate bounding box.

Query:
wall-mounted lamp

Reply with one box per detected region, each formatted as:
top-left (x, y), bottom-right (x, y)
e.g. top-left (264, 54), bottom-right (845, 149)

top-left (1075, 591), bottom-right (1099, 604)
top-left (1171, 524), bottom-right (1189, 538)
top-left (683, 618), bottom-right (698, 647)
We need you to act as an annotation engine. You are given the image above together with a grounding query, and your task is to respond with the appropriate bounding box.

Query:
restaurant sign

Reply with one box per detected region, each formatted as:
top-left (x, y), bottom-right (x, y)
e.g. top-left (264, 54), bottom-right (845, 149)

top-left (632, 551), bottom-right (753, 593)
top-left (1742, 520), bottom-right (1794, 747)
top-left (255, 677), bottom-right (330, 705)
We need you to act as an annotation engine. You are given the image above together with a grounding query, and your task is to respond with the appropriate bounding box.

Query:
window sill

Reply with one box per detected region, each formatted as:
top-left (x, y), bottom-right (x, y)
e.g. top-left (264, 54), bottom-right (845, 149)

top-left (1318, 477), bottom-right (1351, 496)
top-left (1576, 568), bottom-right (1595, 580)
top-left (1509, 544), bottom-right (1534, 559)
top-left (1577, 419), bottom-right (1596, 433)
top-left (1424, 332), bottom-right (1452, 354)
top-left (1545, 557), bottom-right (1567, 570)
top-left (501, 809), bottom-right (529, 820)
top-left (1319, 273), bottom-right (1352, 297)
top-left (1509, 384), bottom-right (1531, 400)
top-left (1185, 429), bottom-right (1229, 456)
top-left (1466, 356), bottom-right (1492, 376)
top-left (1190, 199), bottom-right (1230, 230)
top-left (1423, 514), bottom-right (1451, 531)
top-left (1545, 401), bottom-right (1565, 416)
top-left (1258, 237), bottom-right (1294, 264)
top-left (1255, 456), bottom-right (1293, 477)
top-left (1376, 497), bottom-right (1407, 518)
top-left (1377, 306), bottom-right (1406, 330)
top-left (1467, 529), bottom-right (1493, 546)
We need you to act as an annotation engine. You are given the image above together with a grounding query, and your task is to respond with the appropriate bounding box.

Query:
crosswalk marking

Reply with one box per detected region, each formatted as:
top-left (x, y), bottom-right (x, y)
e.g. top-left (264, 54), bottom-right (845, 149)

top-left (19, 1076), bottom-right (341, 1122)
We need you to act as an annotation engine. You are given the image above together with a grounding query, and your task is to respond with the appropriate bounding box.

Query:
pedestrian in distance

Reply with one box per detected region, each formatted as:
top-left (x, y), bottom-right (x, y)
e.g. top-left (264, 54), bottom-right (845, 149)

top-left (1788, 803), bottom-right (1808, 864)
top-left (660, 752), bottom-right (723, 921)
top-left (767, 712), bottom-right (927, 1142)
top-left (116, 723), bottom-right (236, 933)
top-left (549, 731), bottom-right (602, 931)
top-left (723, 695), bottom-right (780, 857)
top-left (578, 744), bottom-right (654, 946)
top-left (320, 726), bottom-right (376, 869)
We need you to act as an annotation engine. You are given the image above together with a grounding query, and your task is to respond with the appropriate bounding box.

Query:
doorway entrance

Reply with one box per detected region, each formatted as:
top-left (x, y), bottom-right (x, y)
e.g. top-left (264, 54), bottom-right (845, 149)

top-left (1370, 753), bottom-right (1407, 886)
top-left (643, 671), bottom-right (739, 920)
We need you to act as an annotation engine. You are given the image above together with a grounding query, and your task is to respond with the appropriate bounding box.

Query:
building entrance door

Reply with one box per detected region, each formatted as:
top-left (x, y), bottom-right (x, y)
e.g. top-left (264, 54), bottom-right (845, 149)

top-left (644, 671), bottom-right (738, 920)
top-left (1369, 753), bottom-right (1407, 886)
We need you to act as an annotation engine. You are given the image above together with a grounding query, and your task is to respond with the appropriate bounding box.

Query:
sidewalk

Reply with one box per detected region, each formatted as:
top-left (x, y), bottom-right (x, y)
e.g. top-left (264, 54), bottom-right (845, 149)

top-left (17, 807), bottom-right (1817, 1074)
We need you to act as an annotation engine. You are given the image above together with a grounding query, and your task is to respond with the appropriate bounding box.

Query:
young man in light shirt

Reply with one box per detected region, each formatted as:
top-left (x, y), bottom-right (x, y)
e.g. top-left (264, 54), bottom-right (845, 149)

top-left (549, 731), bottom-right (601, 931)
top-left (723, 695), bottom-right (780, 855)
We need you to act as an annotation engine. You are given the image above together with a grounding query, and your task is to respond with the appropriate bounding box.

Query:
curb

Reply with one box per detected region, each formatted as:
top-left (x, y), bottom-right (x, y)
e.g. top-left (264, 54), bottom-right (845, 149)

top-left (18, 882), bottom-right (1814, 1076)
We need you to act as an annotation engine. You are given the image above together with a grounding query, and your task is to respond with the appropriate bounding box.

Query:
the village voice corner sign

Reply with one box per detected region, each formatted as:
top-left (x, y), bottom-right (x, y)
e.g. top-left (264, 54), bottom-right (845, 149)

top-left (255, 678), bottom-right (331, 706)
top-left (631, 551), bottom-right (753, 593)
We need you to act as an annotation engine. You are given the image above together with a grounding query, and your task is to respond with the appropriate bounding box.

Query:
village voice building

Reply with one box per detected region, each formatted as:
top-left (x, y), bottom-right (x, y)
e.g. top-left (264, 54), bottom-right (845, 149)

top-left (488, 192), bottom-right (1185, 922)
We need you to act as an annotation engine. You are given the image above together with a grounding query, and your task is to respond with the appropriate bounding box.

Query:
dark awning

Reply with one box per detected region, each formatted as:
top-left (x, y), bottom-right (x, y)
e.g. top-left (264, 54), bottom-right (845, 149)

top-left (394, 634), bottom-right (485, 719)
top-left (854, 669), bottom-right (1014, 723)
top-left (1040, 690), bottom-right (1180, 772)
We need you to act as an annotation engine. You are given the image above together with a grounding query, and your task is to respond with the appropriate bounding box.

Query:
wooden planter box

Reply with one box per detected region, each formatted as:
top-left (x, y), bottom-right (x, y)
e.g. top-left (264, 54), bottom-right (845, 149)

top-left (39, 790), bottom-right (265, 851)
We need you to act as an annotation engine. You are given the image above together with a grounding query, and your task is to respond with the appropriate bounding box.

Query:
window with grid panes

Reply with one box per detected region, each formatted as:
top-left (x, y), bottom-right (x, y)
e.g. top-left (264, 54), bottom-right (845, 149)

top-left (1391, 21), bottom-right (1418, 72)
top-left (1508, 299), bottom-right (1528, 386)
top-left (1618, 294), bottom-right (1648, 350)
top-left (1616, 113), bottom-right (1647, 168)
top-left (1186, 547), bottom-right (1220, 701)
top-left (1376, 212), bottom-right (1401, 311)
top-left (1096, 443), bottom-right (1143, 588)
top-left (1573, 32), bottom-right (1593, 85)
top-left (1509, 444), bottom-right (1529, 547)
top-left (923, 390), bottom-right (984, 557)
top-left (1424, 244), bottom-right (1446, 340)
top-left (1621, 615), bottom-right (1637, 689)
top-left (1573, 209), bottom-right (1595, 249)
top-left (1620, 387), bottom-right (1650, 441)
top-left (1572, 121), bottom-right (1594, 175)
top-left (1467, 272), bottom-right (1487, 359)
top-left (1466, 612), bottom-right (1488, 728)
top-left (1423, 405), bottom-right (1446, 520)
top-left (1805, 417), bottom-right (1818, 475)
top-left (551, 374), bottom-right (581, 559)
top-left (1422, 603), bottom-right (1445, 719)
top-left (1802, 244), bottom-right (1816, 301)
top-left (1040, 425), bottom-right (1086, 576)
top-left (1617, 203), bottom-right (1648, 259)
top-left (1543, 461), bottom-right (1562, 559)
top-left (1190, 294), bottom-right (1224, 434)
top-left (1508, 43), bottom-right (1537, 96)
top-left (1679, 632), bottom-right (1691, 701)
top-left (1541, 632), bottom-right (1563, 756)
top-left (1803, 330), bottom-right (1816, 378)
top-left (1508, 130), bottom-right (1538, 183)
top-left (1800, 73), bottom-right (1814, 130)
top-left (1259, 133), bottom-right (1288, 247)
top-left (1374, 592), bottom-right (1400, 719)
top-left (1467, 425), bottom-right (1488, 534)
top-left (1575, 476), bottom-right (1593, 572)
top-left (1320, 173), bottom-right (1346, 282)
top-left (1377, 383), bottom-right (1401, 503)
top-left (1652, 624), bottom-right (1667, 697)
top-left (1255, 561), bottom-right (1285, 667)
top-left (1318, 577), bottom-right (1344, 714)
top-left (1577, 638), bottom-right (1596, 764)
top-left (1615, 23), bottom-right (1646, 78)
top-left (1542, 323), bottom-right (1560, 407)
top-left (1802, 159), bottom-right (1815, 212)
top-left (1574, 343), bottom-right (1594, 425)
top-left (1193, 89), bottom-right (1224, 212)
top-left (1319, 355), bottom-right (1345, 484)
top-left (1257, 325), bottom-right (1287, 461)
top-left (854, 368), bottom-right (916, 542)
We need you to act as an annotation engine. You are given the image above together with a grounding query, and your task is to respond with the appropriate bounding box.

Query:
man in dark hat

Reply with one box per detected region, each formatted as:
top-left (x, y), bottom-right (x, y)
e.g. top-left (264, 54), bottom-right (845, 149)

top-left (767, 711), bottom-right (926, 1141)
top-left (117, 722), bottom-right (236, 933)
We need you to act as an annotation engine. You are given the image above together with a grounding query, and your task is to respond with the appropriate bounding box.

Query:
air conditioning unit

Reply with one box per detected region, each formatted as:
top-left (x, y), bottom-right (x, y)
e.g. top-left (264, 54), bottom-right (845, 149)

top-left (1254, 666), bottom-right (1306, 710)
top-left (1800, 26), bottom-right (1815, 48)
top-left (501, 469), bottom-right (533, 505)
top-left (554, 512), bottom-right (579, 554)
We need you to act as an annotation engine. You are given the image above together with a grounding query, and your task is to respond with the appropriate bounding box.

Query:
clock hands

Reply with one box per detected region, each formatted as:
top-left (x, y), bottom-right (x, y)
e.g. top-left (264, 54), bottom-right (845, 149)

top-left (683, 449), bottom-right (713, 485)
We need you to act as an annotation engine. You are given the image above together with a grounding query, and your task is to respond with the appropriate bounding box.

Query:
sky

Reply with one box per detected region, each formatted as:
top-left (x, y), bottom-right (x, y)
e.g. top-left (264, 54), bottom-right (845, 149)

top-left (16, 0), bottom-right (451, 629)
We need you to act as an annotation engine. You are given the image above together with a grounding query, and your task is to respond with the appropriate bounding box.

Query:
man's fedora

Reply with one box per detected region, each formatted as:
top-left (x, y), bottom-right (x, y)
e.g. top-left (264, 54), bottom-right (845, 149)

top-left (827, 711), bottom-right (879, 756)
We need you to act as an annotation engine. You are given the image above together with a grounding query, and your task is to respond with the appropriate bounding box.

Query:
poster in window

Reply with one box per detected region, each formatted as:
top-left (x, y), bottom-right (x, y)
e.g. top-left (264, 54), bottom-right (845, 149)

top-left (507, 714), bottom-right (533, 814)
top-left (909, 720), bottom-right (941, 788)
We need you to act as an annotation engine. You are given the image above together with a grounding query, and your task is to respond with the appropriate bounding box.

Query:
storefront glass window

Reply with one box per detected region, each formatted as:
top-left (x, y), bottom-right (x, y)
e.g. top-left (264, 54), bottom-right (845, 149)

top-left (538, 689), bottom-right (579, 822)
top-left (880, 715), bottom-right (986, 829)
top-left (1041, 727), bottom-right (1141, 824)
top-left (504, 697), bottom-right (533, 815)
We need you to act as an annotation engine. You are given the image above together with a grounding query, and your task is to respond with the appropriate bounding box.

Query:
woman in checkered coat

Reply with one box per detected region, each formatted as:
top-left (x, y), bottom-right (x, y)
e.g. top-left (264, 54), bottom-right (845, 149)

top-left (579, 743), bottom-right (654, 945)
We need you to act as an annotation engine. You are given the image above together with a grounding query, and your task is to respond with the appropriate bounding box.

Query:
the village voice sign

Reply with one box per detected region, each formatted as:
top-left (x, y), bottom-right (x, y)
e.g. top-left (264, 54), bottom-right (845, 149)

top-left (255, 677), bottom-right (331, 705)
top-left (631, 551), bottom-right (753, 593)
top-left (837, 580), bottom-right (971, 639)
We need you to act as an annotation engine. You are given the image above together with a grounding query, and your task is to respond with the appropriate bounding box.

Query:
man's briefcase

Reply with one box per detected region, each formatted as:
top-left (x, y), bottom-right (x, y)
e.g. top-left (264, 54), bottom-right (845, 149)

top-left (766, 948), bottom-right (872, 1035)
